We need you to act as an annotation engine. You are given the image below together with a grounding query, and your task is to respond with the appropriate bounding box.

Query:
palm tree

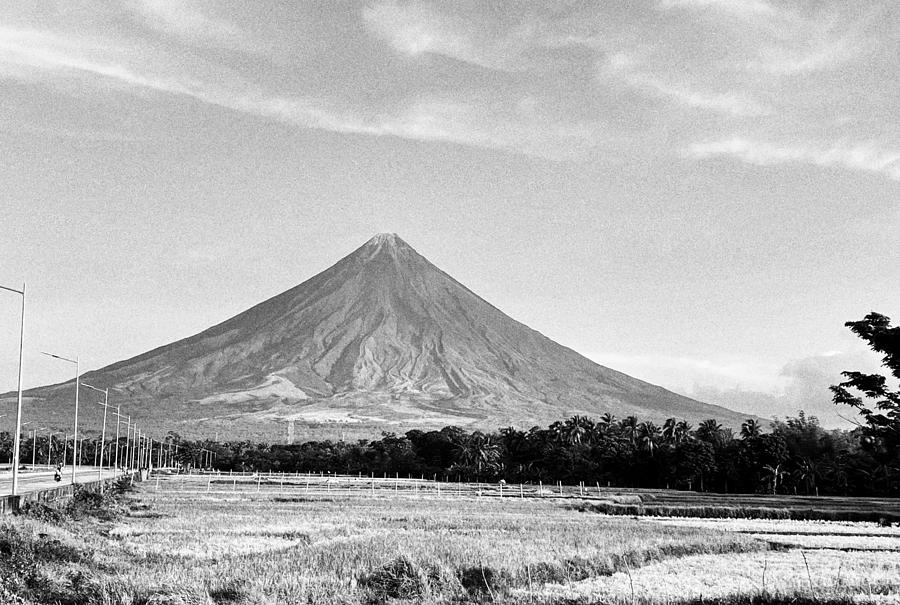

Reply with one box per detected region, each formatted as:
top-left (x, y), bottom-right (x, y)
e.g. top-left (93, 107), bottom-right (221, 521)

top-left (762, 463), bottom-right (786, 494)
top-left (637, 422), bottom-right (662, 455)
top-left (561, 415), bottom-right (593, 446)
top-left (596, 413), bottom-right (616, 437)
top-left (619, 416), bottom-right (638, 445)
top-left (675, 420), bottom-right (692, 443)
top-left (697, 419), bottom-right (723, 445)
top-left (793, 457), bottom-right (822, 495)
top-left (453, 432), bottom-right (500, 477)
top-left (740, 419), bottom-right (762, 439)
top-left (662, 418), bottom-right (678, 444)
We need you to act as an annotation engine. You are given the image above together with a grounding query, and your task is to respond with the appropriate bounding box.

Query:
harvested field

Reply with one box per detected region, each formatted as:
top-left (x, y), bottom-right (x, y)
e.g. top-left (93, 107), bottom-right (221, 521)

top-left (1, 473), bottom-right (897, 604)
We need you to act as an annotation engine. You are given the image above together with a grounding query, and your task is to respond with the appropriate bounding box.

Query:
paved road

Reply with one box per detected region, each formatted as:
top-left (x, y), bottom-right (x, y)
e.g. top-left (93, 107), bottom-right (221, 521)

top-left (0, 466), bottom-right (122, 496)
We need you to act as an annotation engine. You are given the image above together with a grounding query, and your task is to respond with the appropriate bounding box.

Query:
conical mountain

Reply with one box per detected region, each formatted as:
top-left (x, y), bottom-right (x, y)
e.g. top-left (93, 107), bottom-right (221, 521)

top-left (16, 234), bottom-right (750, 439)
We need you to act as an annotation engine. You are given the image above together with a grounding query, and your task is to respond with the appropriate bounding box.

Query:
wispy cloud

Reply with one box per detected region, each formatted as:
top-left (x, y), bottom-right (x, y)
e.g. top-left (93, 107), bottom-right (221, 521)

top-left (603, 53), bottom-right (771, 117)
top-left (361, 1), bottom-right (541, 72)
top-left (0, 24), bottom-right (597, 159)
top-left (658, 0), bottom-right (775, 17)
top-left (0, 2), bottom-right (896, 175)
top-left (587, 351), bottom-right (786, 393)
top-left (687, 138), bottom-right (900, 181)
top-left (128, 0), bottom-right (264, 54)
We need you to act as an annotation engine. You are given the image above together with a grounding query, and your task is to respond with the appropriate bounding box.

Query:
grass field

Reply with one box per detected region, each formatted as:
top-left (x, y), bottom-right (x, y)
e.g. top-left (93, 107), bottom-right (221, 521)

top-left (1, 473), bottom-right (898, 604)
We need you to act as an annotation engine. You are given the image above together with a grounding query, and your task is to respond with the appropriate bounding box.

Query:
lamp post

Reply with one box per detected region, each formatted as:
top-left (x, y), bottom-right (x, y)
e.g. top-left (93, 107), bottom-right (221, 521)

top-left (1, 282), bottom-right (26, 496)
top-left (133, 425), bottom-right (140, 469)
top-left (49, 431), bottom-right (63, 468)
top-left (82, 383), bottom-right (109, 484)
top-left (112, 404), bottom-right (122, 472)
top-left (41, 352), bottom-right (79, 483)
top-left (30, 427), bottom-right (46, 468)
top-left (113, 413), bottom-right (130, 471)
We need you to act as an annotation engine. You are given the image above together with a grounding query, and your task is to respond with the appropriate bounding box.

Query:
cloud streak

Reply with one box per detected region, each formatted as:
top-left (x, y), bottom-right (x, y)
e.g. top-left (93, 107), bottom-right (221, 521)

top-left (687, 138), bottom-right (900, 181)
top-left (0, 2), bottom-right (896, 175)
top-left (0, 23), bottom-right (598, 159)
top-left (602, 53), bottom-right (771, 117)
top-left (129, 0), bottom-right (263, 53)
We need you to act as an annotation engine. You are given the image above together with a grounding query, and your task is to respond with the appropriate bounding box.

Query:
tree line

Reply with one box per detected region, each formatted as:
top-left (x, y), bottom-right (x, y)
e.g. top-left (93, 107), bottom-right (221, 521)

top-left (142, 409), bottom-right (892, 497)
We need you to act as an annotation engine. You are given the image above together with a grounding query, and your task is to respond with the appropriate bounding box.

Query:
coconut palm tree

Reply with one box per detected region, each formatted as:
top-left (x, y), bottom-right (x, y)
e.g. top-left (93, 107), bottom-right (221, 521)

top-left (619, 416), bottom-right (638, 445)
top-left (662, 418), bottom-right (678, 444)
top-left (697, 419), bottom-right (723, 445)
top-left (740, 419), bottom-right (763, 439)
top-left (675, 420), bottom-right (693, 443)
top-left (637, 421), bottom-right (662, 456)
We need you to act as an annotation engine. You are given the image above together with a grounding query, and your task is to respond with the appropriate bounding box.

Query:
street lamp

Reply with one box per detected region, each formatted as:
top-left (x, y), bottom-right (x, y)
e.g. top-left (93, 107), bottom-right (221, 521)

top-left (1, 281), bottom-right (26, 496)
top-left (48, 430), bottom-right (64, 468)
top-left (112, 412), bottom-right (128, 469)
top-left (82, 383), bottom-right (109, 483)
top-left (41, 352), bottom-right (79, 484)
top-left (111, 403), bottom-right (122, 472)
top-left (30, 427), bottom-right (46, 468)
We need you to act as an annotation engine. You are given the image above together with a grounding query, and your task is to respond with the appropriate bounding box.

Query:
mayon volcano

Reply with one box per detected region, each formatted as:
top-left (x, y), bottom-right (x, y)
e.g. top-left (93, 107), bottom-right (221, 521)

top-left (20, 234), bottom-right (749, 439)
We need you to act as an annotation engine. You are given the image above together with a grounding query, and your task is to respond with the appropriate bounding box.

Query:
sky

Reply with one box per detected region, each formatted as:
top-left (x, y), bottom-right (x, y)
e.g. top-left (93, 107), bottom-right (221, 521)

top-left (1, 0), bottom-right (898, 428)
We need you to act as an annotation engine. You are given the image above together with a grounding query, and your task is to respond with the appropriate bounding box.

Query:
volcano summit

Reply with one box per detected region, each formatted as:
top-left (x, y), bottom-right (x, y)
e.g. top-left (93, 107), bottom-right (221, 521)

top-left (20, 234), bottom-right (748, 438)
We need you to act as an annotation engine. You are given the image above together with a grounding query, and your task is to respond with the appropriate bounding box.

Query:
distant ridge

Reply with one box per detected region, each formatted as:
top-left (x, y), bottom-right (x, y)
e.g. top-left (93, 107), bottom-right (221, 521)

top-left (13, 234), bottom-right (752, 439)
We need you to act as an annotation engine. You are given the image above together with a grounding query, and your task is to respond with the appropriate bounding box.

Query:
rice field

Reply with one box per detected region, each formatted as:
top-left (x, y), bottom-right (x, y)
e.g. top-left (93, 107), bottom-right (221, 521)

top-left (2, 473), bottom-right (899, 604)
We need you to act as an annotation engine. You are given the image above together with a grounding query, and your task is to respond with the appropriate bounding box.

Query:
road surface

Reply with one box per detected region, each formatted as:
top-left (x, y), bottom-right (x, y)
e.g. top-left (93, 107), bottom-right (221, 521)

top-left (0, 466), bottom-right (123, 496)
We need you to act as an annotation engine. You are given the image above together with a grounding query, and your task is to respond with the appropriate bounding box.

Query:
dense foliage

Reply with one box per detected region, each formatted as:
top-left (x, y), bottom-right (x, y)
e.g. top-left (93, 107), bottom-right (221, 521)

top-left (831, 312), bottom-right (900, 446)
top-left (132, 410), bottom-right (893, 497)
top-left (2, 413), bottom-right (895, 497)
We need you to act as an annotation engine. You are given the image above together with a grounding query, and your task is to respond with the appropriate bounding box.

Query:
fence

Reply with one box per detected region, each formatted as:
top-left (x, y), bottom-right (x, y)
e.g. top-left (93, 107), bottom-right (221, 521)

top-left (148, 469), bottom-right (615, 501)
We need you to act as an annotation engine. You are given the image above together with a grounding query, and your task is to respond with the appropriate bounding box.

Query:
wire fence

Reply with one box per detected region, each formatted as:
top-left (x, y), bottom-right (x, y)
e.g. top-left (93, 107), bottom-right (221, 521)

top-left (148, 469), bottom-right (613, 501)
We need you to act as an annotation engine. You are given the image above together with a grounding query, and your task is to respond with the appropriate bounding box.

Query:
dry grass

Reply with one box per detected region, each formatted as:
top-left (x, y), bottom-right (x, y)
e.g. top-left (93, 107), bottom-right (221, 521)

top-left (2, 476), bottom-right (898, 604)
top-left (537, 549), bottom-right (900, 604)
top-left (104, 487), bottom-right (761, 603)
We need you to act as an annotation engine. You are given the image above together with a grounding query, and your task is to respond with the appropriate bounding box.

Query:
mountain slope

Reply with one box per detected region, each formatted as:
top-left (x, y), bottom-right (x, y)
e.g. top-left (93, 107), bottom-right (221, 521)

top-left (16, 234), bottom-right (751, 438)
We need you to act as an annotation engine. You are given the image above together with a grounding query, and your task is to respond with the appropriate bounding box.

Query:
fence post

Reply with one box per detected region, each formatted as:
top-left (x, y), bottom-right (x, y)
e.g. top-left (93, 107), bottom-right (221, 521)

top-left (539, 480), bottom-right (543, 496)
top-left (257, 475), bottom-right (261, 493)
top-left (207, 476), bottom-right (211, 493)
top-left (596, 482), bottom-right (601, 497)
top-left (520, 483), bottom-right (524, 499)
top-left (155, 474), bottom-right (160, 491)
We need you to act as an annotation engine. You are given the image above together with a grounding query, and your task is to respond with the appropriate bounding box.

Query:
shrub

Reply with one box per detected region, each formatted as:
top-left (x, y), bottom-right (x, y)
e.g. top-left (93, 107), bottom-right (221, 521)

top-left (361, 555), bottom-right (457, 602)
top-left (16, 501), bottom-right (65, 524)
top-left (65, 485), bottom-right (128, 521)
top-left (458, 565), bottom-right (511, 600)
